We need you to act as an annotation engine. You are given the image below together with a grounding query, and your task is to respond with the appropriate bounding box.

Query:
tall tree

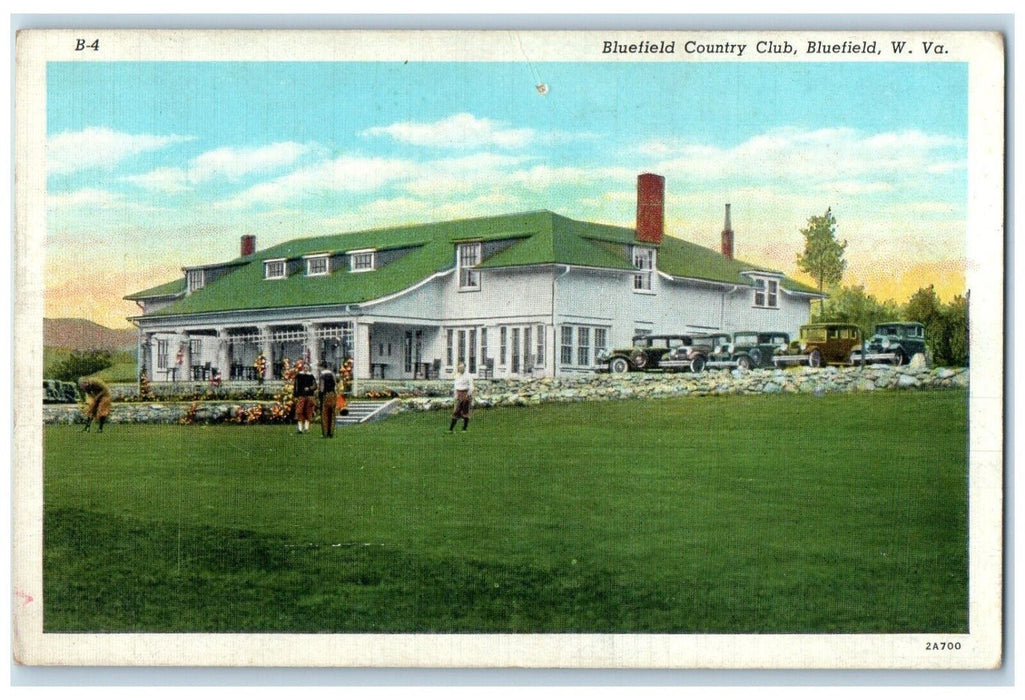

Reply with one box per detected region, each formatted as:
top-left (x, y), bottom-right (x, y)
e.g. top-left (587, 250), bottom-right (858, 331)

top-left (795, 208), bottom-right (847, 311)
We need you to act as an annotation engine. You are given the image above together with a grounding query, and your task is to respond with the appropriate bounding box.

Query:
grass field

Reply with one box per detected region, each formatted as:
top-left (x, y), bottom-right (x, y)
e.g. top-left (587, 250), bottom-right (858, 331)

top-left (43, 390), bottom-right (968, 633)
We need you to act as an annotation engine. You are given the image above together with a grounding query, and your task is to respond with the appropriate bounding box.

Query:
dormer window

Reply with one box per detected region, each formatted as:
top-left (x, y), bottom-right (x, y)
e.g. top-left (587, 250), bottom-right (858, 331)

top-left (186, 269), bottom-right (205, 293)
top-left (457, 242), bottom-right (481, 290)
top-left (633, 246), bottom-right (655, 292)
top-left (348, 249), bottom-right (376, 273)
top-left (264, 258), bottom-right (286, 280)
top-left (753, 277), bottom-right (779, 308)
top-left (305, 254), bottom-right (330, 277)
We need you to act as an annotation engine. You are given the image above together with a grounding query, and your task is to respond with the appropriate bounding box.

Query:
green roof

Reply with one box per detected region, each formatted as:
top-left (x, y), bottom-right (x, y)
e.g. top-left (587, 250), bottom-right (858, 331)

top-left (129, 210), bottom-right (818, 317)
top-left (124, 277), bottom-right (186, 301)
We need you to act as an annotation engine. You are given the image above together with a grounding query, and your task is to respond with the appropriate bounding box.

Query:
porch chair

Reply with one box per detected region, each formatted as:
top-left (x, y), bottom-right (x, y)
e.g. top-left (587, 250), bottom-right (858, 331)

top-left (480, 357), bottom-right (494, 379)
top-left (428, 359), bottom-right (442, 379)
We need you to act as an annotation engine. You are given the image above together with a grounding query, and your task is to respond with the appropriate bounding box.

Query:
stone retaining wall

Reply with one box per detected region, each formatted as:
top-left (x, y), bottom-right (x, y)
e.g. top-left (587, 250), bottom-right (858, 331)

top-left (50, 365), bottom-right (967, 424)
top-left (399, 365), bottom-right (967, 412)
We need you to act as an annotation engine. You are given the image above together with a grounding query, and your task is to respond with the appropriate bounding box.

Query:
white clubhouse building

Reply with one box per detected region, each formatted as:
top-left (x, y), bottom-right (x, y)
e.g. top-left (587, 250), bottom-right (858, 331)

top-left (126, 174), bottom-right (821, 382)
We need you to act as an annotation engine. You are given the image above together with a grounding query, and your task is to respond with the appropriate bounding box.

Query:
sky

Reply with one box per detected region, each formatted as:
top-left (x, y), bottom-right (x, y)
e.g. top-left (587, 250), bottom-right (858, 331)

top-left (45, 60), bottom-right (969, 328)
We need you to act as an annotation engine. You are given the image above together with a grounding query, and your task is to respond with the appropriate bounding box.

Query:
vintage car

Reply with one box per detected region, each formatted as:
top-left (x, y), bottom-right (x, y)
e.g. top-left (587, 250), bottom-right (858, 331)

top-left (849, 322), bottom-right (927, 366)
top-left (597, 334), bottom-right (716, 373)
top-left (706, 331), bottom-right (791, 370)
top-left (657, 332), bottom-right (732, 373)
top-left (773, 323), bottom-right (864, 368)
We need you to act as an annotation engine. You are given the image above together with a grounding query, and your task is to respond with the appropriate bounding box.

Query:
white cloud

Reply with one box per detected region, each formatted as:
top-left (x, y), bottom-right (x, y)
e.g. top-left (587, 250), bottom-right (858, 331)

top-left (400, 153), bottom-right (534, 197)
top-left (362, 112), bottom-right (534, 149)
top-left (216, 154), bottom-right (417, 209)
top-left (124, 167), bottom-right (191, 194)
top-left (47, 127), bottom-right (193, 175)
top-left (321, 191), bottom-right (526, 232)
top-left (46, 187), bottom-right (126, 209)
top-left (639, 127), bottom-right (966, 186)
top-left (190, 142), bottom-right (314, 181)
top-left (125, 142), bottom-right (315, 193)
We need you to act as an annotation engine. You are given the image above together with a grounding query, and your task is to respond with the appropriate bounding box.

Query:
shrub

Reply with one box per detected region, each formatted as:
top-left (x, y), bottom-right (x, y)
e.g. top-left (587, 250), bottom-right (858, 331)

top-left (51, 350), bottom-right (115, 382)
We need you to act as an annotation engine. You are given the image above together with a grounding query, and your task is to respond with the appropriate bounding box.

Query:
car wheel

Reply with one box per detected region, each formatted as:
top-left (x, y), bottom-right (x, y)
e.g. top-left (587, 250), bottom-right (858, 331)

top-left (736, 355), bottom-right (752, 370)
top-left (892, 351), bottom-right (906, 367)
top-left (808, 349), bottom-right (822, 367)
top-left (749, 348), bottom-right (762, 366)
top-left (690, 355), bottom-right (705, 373)
top-left (609, 357), bottom-right (630, 374)
top-left (630, 350), bottom-right (649, 369)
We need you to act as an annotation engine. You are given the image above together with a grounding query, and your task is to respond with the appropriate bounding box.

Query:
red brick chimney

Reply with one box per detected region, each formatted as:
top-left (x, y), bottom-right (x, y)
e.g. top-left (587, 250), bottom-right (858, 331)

top-left (241, 235), bottom-right (256, 257)
top-left (635, 173), bottom-right (665, 245)
top-left (721, 204), bottom-right (734, 260)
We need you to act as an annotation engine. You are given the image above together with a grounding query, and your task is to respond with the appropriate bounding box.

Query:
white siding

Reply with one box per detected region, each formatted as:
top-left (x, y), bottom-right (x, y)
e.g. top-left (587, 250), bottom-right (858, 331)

top-left (442, 267), bottom-right (554, 322)
top-left (721, 287), bottom-right (814, 338)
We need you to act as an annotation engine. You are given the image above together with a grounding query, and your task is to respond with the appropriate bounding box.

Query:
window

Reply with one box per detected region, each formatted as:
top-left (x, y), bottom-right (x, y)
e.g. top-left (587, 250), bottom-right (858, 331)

top-left (633, 246), bottom-right (655, 292)
top-left (511, 328), bottom-right (521, 373)
top-left (753, 277), bottom-right (779, 308)
top-left (264, 259), bottom-right (286, 280)
top-left (500, 327), bottom-right (508, 365)
top-left (594, 328), bottom-right (608, 361)
top-left (458, 242), bottom-right (482, 290)
top-left (523, 327), bottom-right (532, 369)
top-left (349, 249), bottom-right (376, 273)
top-left (156, 339), bottom-right (169, 369)
top-left (446, 329), bottom-right (454, 367)
top-left (536, 325), bottom-right (545, 366)
top-left (189, 339), bottom-right (202, 359)
top-left (469, 329), bottom-right (477, 373)
top-left (305, 254), bottom-right (330, 276)
top-left (481, 328), bottom-right (489, 361)
top-left (560, 324), bottom-right (610, 366)
top-left (577, 327), bottom-right (591, 366)
top-left (187, 269), bottom-right (205, 293)
top-left (560, 326), bottom-right (574, 365)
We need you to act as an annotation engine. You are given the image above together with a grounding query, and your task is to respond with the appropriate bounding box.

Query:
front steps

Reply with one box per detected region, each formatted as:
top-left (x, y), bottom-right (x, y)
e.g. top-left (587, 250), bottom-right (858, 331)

top-left (335, 399), bottom-right (400, 426)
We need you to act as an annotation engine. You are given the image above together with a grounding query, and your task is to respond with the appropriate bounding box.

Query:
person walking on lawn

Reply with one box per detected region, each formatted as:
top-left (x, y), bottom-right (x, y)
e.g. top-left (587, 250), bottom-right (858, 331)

top-left (318, 361), bottom-right (338, 438)
top-left (448, 361), bottom-right (473, 432)
top-left (292, 360), bottom-right (317, 434)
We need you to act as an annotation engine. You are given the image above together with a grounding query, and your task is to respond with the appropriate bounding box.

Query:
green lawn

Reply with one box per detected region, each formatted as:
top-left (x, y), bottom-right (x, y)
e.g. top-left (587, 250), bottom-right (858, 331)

top-left (43, 390), bottom-right (968, 633)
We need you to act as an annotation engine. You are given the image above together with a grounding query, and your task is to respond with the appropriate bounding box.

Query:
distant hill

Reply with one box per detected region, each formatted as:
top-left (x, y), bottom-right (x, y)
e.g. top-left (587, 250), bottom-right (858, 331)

top-left (44, 318), bottom-right (137, 351)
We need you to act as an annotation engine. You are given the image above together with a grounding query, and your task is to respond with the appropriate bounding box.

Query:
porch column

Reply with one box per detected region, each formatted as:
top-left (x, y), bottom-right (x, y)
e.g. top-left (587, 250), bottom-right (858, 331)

top-left (260, 325), bottom-right (274, 380)
top-left (175, 332), bottom-right (188, 382)
top-left (354, 321), bottom-right (371, 380)
top-left (139, 331), bottom-right (152, 379)
top-left (216, 329), bottom-right (230, 378)
top-left (305, 323), bottom-right (320, 370)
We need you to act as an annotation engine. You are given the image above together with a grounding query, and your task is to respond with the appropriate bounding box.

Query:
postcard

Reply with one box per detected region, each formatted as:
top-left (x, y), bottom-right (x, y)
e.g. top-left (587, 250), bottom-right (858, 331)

top-left (13, 28), bottom-right (1004, 669)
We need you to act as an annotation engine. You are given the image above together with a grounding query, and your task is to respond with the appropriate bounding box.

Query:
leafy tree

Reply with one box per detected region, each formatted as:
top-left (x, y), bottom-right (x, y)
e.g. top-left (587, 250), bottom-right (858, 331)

top-left (796, 208), bottom-right (847, 311)
top-left (813, 284), bottom-right (901, 339)
top-left (943, 294), bottom-right (969, 367)
top-left (51, 349), bottom-right (114, 382)
top-left (904, 285), bottom-right (945, 362)
top-left (903, 285), bottom-right (969, 367)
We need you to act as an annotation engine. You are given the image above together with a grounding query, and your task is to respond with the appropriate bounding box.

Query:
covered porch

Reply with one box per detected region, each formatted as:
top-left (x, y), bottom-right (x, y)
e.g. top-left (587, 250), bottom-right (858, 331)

top-left (139, 319), bottom-right (448, 384)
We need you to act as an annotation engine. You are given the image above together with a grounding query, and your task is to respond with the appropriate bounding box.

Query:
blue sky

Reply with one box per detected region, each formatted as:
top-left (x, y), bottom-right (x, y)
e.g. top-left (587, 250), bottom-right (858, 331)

top-left (45, 60), bottom-right (968, 326)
